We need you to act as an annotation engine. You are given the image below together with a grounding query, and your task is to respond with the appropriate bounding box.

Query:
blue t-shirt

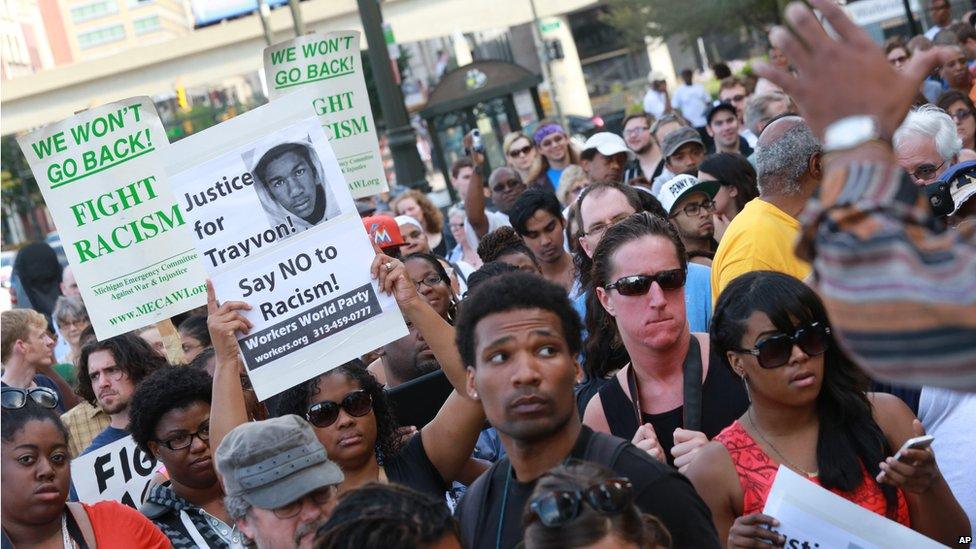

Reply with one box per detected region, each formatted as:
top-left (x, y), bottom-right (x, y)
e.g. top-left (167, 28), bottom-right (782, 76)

top-left (80, 426), bottom-right (129, 456)
top-left (1, 374), bottom-right (65, 413)
top-left (573, 263), bottom-right (713, 334)
top-left (546, 167), bottom-right (565, 190)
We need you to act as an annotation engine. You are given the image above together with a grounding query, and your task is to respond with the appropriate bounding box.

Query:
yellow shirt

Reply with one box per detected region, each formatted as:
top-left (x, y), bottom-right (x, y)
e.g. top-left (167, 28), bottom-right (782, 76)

top-left (711, 199), bottom-right (811, 304)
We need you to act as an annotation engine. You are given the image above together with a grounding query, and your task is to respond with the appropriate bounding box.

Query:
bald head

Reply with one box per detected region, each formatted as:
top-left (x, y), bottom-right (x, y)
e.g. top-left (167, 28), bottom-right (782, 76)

top-left (488, 166), bottom-right (526, 214)
top-left (755, 116), bottom-right (822, 197)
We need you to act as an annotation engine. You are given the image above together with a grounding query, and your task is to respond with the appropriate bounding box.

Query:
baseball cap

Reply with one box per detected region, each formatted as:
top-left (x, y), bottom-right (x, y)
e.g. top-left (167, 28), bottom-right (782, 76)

top-left (661, 127), bottom-right (704, 158)
top-left (362, 215), bottom-right (404, 251)
top-left (215, 415), bottom-right (344, 509)
top-left (657, 174), bottom-right (721, 215)
top-left (706, 102), bottom-right (738, 126)
top-left (941, 159), bottom-right (976, 215)
top-left (581, 132), bottom-right (636, 161)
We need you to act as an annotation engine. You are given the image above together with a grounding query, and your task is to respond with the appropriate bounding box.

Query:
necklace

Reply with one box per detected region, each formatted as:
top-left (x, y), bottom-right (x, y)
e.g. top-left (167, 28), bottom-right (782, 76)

top-left (61, 512), bottom-right (76, 549)
top-left (748, 408), bottom-right (818, 478)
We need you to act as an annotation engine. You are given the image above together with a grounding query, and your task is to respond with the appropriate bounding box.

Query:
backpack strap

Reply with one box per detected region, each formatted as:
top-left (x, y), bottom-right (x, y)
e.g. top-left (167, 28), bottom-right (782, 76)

top-left (458, 458), bottom-right (506, 545)
top-left (682, 336), bottom-right (704, 432)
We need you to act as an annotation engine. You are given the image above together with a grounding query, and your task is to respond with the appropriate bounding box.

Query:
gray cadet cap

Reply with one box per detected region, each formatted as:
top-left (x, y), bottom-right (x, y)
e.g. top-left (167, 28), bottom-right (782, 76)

top-left (661, 126), bottom-right (704, 158)
top-left (215, 414), bottom-right (344, 509)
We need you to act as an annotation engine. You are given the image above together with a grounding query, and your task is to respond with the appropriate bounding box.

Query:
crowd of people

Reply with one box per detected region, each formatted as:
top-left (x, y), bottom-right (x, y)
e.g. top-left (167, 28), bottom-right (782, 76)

top-left (3, 0), bottom-right (976, 547)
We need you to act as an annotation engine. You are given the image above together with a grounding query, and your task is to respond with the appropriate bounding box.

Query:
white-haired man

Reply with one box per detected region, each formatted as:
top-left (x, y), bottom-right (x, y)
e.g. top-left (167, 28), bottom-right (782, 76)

top-left (893, 104), bottom-right (962, 186)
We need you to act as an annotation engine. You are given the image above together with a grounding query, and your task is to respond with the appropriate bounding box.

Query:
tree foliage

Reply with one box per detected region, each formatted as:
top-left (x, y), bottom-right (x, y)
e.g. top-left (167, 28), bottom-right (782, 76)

top-left (602, 0), bottom-right (784, 50)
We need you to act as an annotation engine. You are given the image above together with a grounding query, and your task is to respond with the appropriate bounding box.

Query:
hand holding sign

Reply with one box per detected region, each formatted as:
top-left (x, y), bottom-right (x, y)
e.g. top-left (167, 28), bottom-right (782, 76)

top-left (206, 279), bottom-right (253, 360)
top-left (369, 254), bottom-right (424, 308)
top-left (728, 513), bottom-right (785, 548)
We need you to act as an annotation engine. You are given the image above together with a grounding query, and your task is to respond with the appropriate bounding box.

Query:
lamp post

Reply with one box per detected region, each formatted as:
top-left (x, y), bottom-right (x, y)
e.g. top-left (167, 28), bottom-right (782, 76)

top-left (357, 0), bottom-right (429, 192)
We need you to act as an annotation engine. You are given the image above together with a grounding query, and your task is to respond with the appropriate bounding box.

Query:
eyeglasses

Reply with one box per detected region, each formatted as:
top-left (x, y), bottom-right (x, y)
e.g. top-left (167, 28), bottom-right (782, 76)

top-left (888, 54), bottom-right (909, 66)
top-left (584, 213), bottom-right (633, 237)
top-left (623, 126), bottom-right (650, 137)
top-left (88, 365), bottom-right (126, 384)
top-left (306, 390), bottom-right (373, 428)
top-left (671, 199), bottom-right (715, 218)
top-left (156, 421), bottom-right (210, 451)
top-left (414, 274), bottom-right (445, 291)
top-left (725, 94), bottom-right (746, 103)
top-left (60, 319), bottom-right (89, 330)
top-left (272, 486), bottom-right (338, 519)
top-left (908, 160), bottom-right (946, 182)
top-left (605, 269), bottom-right (687, 295)
top-left (492, 178), bottom-right (524, 194)
top-left (1, 387), bottom-right (59, 409)
top-left (950, 109), bottom-right (973, 122)
top-left (529, 478), bottom-right (634, 527)
top-left (508, 145), bottom-right (533, 158)
top-left (731, 322), bottom-right (831, 369)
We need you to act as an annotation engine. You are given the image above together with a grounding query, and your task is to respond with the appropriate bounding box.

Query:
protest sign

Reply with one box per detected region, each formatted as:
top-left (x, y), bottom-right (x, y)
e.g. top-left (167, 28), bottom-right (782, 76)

top-left (15, 98), bottom-right (207, 339)
top-left (763, 466), bottom-right (946, 548)
top-left (165, 94), bottom-right (407, 399)
top-left (264, 31), bottom-right (389, 198)
top-left (71, 435), bottom-right (161, 508)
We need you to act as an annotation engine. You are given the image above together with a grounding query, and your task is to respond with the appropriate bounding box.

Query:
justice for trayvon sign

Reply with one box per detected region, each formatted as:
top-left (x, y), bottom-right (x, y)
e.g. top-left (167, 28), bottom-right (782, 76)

top-left (164, 93), bottom-right (407, 400)
top-left (16, 97), bottom-right (207, 339)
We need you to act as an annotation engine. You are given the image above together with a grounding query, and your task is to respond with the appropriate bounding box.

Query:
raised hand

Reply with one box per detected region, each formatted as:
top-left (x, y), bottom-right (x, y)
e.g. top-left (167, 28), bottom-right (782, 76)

top-left (205, 279), bottom-right (252, 361)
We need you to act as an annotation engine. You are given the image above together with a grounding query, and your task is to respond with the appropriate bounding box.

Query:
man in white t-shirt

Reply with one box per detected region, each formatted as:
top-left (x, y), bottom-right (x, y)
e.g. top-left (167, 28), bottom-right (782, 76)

top-left (462, 161), bottom-right (526, 249)
top-left (924, 0), bottom-right (953, 39)
top-left (643, 71), bottom-right (671, 118)
top-left (671, 69), bottom-right (711, 128)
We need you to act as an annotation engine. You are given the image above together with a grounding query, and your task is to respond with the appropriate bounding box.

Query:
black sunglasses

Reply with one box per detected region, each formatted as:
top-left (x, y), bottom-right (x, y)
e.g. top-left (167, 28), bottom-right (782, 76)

top-left (306, 390), bottom-right (373, 428)
top-left (605, 269), bottom-right (686, 295)
top-left (731, 322), bottom-right (831, 369)
top-left (1, 387), bottom-right (59, 410)
top-left (529, 478), bottom-right (634, 527)
top-left (508, 145), bottom-right (533, 158)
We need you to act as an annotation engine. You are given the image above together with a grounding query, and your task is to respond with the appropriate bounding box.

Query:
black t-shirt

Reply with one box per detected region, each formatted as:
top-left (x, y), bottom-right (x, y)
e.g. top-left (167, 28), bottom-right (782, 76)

top-left (456, 426), bottom-right (720, 549)
top-left (383, 432), bottom-right (447, 499)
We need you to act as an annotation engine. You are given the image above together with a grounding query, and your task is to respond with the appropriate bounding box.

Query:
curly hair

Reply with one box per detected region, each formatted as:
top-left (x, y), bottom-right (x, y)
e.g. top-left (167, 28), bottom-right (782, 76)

top-left (455, 272), bottom-right (582, 368)
top-left (476, 226), bottom-right (538, 266)
top-left (76, 333), bottom-right (169, 405)
top-left (1, 399), bottom-right (68, 443)
top-left (712, 271), bottom-right (898, 518)
top-left (390, 190), bottom-right (444, 234)
top-left (316, 483), bottom-right (459, 549)
top-left (128, 365), bottom-right (213, 453)
top-left (269, 360), bottom-right (402, 463)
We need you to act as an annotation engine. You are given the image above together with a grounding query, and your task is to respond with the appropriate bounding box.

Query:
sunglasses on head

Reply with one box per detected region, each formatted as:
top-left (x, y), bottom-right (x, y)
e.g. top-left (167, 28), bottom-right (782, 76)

top-left (1, 387), bottom-right (59, 410)
top-left (508, 145), bottom-right (533, 158)
top-left (306, 390), bottom-right (373, 428)
top-left (605, 269), bottom-right (686, 296)
top-left (731, 322), bottom-right (831, 369)
top-left (529, 478), bottom-right (634, 527)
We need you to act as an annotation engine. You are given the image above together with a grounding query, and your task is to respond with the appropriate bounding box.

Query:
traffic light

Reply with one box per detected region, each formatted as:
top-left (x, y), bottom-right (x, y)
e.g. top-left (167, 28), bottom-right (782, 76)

top-left (545, 39), bottom-right (564, 62)
top-left (176, 86), bottom-right (188, 111)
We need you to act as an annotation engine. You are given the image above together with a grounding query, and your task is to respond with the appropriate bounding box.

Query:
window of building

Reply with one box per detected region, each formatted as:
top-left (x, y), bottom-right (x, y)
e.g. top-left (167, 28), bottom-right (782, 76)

top-left (70, 1), bottom-right (119, 23)
top-left (77, 24), bottom-right (126, 50)
top-left (133, 15), bottom-right (161, 35)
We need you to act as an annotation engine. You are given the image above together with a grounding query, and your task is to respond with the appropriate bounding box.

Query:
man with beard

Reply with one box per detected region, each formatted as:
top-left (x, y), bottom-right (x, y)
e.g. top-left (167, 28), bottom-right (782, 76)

top-left (368, 319), bottom-right (440, 387)
top-left (454, 273), bottom-right (720, 549)
top-left (652, 127), bottom-right (706, 194)
top-left (508, 189), bottom-right (578, 294)
top-left (216, 415), bottom-right (344, 549)
top-left (579, 132), bottom-right (633, 184)
top-left (706, 103), bottom-right (753, 156)
top-left (621, 113), bottom-right (664, 183)
top-left (76, 333), bottom-right (168, 454)
top-left (659, 174), bottom-right (720, 266)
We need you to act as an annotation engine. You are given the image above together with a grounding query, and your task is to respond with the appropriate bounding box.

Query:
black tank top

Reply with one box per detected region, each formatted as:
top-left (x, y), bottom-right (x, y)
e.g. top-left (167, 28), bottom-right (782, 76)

top-left (598, 347), bottom-right (748, 466)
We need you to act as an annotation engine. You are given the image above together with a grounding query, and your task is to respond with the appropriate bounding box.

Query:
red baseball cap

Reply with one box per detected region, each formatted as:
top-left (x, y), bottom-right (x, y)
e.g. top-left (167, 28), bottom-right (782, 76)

top-left (362, 215), bottom-right (404, 252)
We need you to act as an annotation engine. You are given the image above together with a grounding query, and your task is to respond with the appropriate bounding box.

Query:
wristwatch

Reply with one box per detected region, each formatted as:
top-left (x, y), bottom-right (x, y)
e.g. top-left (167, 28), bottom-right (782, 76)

top-left (823, 115), bottom-right (882, 153)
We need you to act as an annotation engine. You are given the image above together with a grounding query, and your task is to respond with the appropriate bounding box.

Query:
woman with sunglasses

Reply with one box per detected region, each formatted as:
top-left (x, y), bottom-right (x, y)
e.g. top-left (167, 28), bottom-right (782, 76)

top-left (685, 271), bottom-right (968, 548)
top-left (1, 394), bottom-right (170, 548)
top-left (937, 90), bottom-right (976, 152)
top-left (503, 132), bottom-right (544, 187)
top-left (523, 461), bottom-right (671, 549)
top-left (697, 153), bottom-right (759, 243)
top-left (208, 252), bottom-right (485, 500)
top-left (583, 213), bottom-right (747, 470)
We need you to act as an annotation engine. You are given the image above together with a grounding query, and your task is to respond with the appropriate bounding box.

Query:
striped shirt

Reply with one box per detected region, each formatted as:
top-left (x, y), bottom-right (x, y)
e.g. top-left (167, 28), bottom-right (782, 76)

top-left (796, 160), bottom-right (976, 391)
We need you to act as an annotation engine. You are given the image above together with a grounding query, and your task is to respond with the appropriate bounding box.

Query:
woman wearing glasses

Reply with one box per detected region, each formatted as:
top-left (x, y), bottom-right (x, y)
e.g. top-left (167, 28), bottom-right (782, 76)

top-left (1, 389), bottom-right (169, 548)
top-left (523, 461), bottom-right (672, 549)
top-left (502, 132), bottom-right (544, 187)
top-left (937, 90), bottom-right (976, 153)
top-left (208, 251), bottom-right (485, 500)
top-left (684, 271), bottom-right (969, 548)
top-left (582, 213), bottom-right (748, 470)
